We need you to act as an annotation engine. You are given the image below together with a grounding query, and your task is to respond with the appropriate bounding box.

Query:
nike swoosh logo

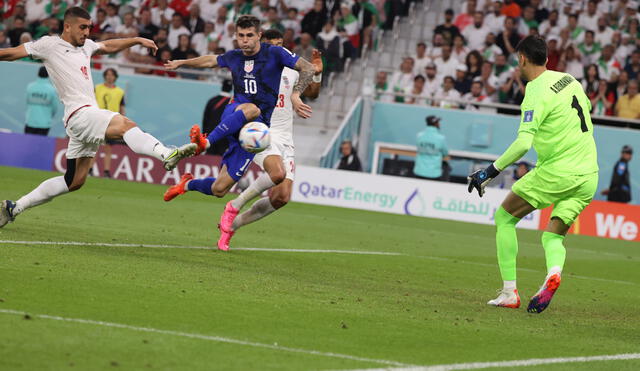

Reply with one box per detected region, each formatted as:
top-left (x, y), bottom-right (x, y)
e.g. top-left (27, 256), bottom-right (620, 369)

top-left (236, 172), bottom-right (243, 177)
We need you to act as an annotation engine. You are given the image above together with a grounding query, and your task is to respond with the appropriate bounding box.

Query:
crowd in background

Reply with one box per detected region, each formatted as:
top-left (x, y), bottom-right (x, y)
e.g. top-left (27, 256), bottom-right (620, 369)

top-left (374, 0), bottom-right (640, 119)
top-left (0, 0), bottom-right (413, 79)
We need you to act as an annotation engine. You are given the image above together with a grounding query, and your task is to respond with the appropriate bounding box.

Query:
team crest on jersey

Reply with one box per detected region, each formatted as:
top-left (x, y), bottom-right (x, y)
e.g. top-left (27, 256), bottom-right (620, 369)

top-left (523, 110), bottom-right (534, 122)
top-left (80, 66), bottom-right (89, 80)
top-left (244, 60), bottom-right (254, 73)
top-left (283, 75), bottom-right (290, 89)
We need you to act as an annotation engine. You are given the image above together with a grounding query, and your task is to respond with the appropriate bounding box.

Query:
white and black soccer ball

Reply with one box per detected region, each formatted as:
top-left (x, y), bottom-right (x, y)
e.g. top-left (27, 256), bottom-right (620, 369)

top-left (239, 122), bottom-right (271, 153)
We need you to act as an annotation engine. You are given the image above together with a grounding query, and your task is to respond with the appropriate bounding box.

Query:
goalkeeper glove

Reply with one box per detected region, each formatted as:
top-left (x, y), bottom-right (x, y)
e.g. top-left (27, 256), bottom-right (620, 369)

top-left (467, 164), bottom-right (500, 197)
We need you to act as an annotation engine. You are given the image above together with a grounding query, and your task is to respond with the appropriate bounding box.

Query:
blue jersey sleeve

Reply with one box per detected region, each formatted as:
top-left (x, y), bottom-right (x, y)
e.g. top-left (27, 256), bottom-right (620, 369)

top-left (271, 45), bottom-right (300, 69)
top-left (217, 51), bottom-right (234, 68)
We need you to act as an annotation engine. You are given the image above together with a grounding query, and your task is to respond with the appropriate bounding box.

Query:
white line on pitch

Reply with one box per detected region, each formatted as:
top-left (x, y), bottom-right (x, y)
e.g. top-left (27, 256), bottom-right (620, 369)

top-left (337, 352), bottom-right (640, 371)
top-left (0, 240), bottom-right (634, 285)
top-left (0, 308), bottom-right (411, 367)
top-left (0, 240), bottom-right (401, 256)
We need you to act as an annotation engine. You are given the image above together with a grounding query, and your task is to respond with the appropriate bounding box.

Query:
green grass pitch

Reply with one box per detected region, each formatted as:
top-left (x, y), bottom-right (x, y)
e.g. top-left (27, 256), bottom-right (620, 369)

top-left (0, 166), bottom-right (639, 370)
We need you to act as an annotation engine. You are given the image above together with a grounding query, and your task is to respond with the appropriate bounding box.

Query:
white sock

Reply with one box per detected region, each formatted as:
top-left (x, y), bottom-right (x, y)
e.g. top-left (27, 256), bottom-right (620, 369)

top-left (14, 176), bottom-right (69, 216)
top-left (503, 280), bottom-right (517, 291)
top-left (547, 266), bottom-right (562, 278)
top-left (230, 173), bottom-right (275, 210)
top-left (123, 127), bottom-right (172, 160)
top-left (232, 197), bottom-right (276, 230)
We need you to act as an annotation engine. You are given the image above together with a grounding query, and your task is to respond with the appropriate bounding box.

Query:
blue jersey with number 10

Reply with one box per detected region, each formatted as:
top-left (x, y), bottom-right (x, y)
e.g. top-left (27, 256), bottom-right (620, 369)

top-left (216, 43), bottom-right (300, 126)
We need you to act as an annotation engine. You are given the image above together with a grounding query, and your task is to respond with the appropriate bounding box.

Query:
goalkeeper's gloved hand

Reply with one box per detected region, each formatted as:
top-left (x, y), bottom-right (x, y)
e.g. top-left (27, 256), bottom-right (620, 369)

top-left (467, 164), bottom-right (500, 197)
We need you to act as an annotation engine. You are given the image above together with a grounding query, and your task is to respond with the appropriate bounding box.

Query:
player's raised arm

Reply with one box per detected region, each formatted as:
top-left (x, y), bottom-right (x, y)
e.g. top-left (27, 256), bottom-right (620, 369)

top-left (292, 56), bottom-right (316, 95)
top-left (0, 44), bottom-right (29, 61)
top-left (164, 54), bottom-right (219, 70)
top-left (97, 37), bottom-right (158, 56)
top-left (302, 49), bottom-right (323, 99)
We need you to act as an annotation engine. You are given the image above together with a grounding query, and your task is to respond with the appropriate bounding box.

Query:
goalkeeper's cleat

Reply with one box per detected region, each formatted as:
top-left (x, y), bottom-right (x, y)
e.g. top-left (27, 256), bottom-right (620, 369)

top-left (0, 200), bottom-right (16, 228)
top-left (527, 273), bottom-right (561, 314)
top-left (163, 173), bottom-right (193, 202)
top-left (487, 288), bottom-right (520, 309)
top-left (162, 143), bottom-right (197, 171)
top-left (190, 125), bottom-right (209, 155)
top-left (219, 201), bottom-right (239, 233)
top-left (217, 223), bottom-right (235, 251)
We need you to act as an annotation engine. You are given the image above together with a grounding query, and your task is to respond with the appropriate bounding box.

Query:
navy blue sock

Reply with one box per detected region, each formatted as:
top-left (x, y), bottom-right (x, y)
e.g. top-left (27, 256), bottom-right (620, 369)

top-left (207, 109), bottom-right (248, 144)
top-left (187, 177), bottom-right (215, 196)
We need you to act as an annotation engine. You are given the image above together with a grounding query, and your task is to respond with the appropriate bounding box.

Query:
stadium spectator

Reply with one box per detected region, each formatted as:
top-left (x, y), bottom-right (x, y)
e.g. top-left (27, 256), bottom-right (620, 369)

top-left (499, 67), bottom-right (525, 104)
top-left (24, 66), bottom-right (57, 136)
top-left (481, 32), bottom-right (501, 62)
top-left (580, 0), bottom-right (599, 31)
top-left (199, 0), bottom-right (223, 22)
top-left (614, 32), bottom-right (635, 66)
top-left (433, 44), bottom-right (457, 82)
top-left (492, 53), bottom-right (512, 87)
top-left (578, 30), bottom-right (601, 66)
top-left (151, 0), bottom-right (173, 28)
top-left (91, 9), bottom-right (115, 39)
top-left (388, 56), bottom-right (414, 102)
top-left (374, 70), bottom-right (392, 102)
top-left (518, 6), bottom-right (539, 37)
top-left (454, 64), bottom-right (471, 94)
top-left (170, 0), bottom-right (193, 18)
top-left (434, 75), bottom-right (461, 108)
top-left (529, 0), bottom-right (548, 24)
top-left (478, 60), bottom-right (498, 99)
top-left (192, 21), bottom-right (218, 57)
top-left (154, 49), bottom-right (177, 77)
top-left (262, 6), bottom-right (284, 33)
top-left (615, 79), bottom-right (640, 118)
top-left (45, 0), bottom-right (67, 21)
top-left (591, 79), bottom-right (615, 116)
top-left (484, 1), bottom-right (505, 35)
top-left (0, 30), bottom-right (9, 48)
top-left (186, 4), bottom-right (205, 34)
top-left (463, 80), bottom-right (492, 111)
top-left (301, 0), bottom-right (327, 38)
top-left (601, 145), bottom-right (633, 203)
top-left (8, 16), bottom-right (28, 46)
top-left (539, 9), bottom-right (561, 37)
top-left (316, 20), bottom-right (342, 74)
top-left (500, 0), bottom-right (521, 18)
top-left (546, 36), bottom-right (560, 71)
top-left (594, 16), bottom-right (615, 46)
top-left (496, 17), bottom-right (520, 56)
top-left (449, 35), bottom-right (467, 64)
top-left (116, 12), bottom-right (137, 38)
top-left (172, 33), bottom-right (197, 60)
top-left (423, 63), bottom-right (439, 102)
top-left (338, 2), bottom-right (359, 49)
top-left (583, 64), bottom-right (601, 98)
top-left (337, 139), bottom-right (362, 172)
top-left (95, 68), bottom-right (126, 178)
top-left (406, 75), bottom-right (428, 105)
top-left (598, 44), bottom-right (622, 82)
top-left (282, 8), bottom-right (301, 36)
top-left (154, 28), bottom-right (172, 61)
top-left (561, 45), bottom-right (584, 80)
top-left (413, 115), bottom-right (450, 181)
top-left (25, 0), bottom-right (48, 26)
top-left (412, 42), bottom-right (430, 76)
top-left (614, 70), bottom-right (630, 101)
top-left (565, 13), bottom-right (585, 45)
top-left (625, 50), bottom-right (640, 80)
top-left (293, 32), bottom-right (313, 62)
top-left (201, 79), bottom-right (232, 155)
top-left (434, 8), bottom-right (460, 46)
top-left (168, 13), bottom-right (191, 49)
top-left (462, 11), bottom-right (490, 51)
top-left (465, 50), bottom-right (483, 79)
top-left (104, 3), bottom-right (122, 31)
top-left (454, 0), bottom-right (476, 31)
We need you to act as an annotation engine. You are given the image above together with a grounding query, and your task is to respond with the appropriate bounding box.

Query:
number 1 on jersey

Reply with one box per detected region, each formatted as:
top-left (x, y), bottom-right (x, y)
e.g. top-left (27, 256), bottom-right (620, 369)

top-left (244, 79), bottom-right (257, 94)
top-left (571, 95), bottom-right (588, 133)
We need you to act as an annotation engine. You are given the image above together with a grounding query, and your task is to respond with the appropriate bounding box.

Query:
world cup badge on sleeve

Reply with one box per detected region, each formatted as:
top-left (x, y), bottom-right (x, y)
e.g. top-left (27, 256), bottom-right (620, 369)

top-left (244, 60), bottom-right (254, 73)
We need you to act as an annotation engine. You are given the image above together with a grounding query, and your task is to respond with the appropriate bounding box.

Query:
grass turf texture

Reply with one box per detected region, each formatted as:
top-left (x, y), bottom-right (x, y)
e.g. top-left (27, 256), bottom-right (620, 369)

top-left (0, 165), bottom-right (639, 371)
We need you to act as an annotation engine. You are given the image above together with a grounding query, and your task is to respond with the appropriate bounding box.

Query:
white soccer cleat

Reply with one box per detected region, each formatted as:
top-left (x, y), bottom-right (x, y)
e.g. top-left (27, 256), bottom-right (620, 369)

top-left (487, 288), bottom-right (521, 309)
top-left (162, 143), bottom-right (198, 171)
top-left (0, 200), bottom-right (17, 228)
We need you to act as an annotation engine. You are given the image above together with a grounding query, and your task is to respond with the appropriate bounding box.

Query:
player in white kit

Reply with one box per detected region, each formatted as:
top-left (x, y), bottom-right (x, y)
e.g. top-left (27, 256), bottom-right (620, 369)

top-left (0, 7), bottom-right (196, 228)
top-left (163, 29), bottom-right (322, 250)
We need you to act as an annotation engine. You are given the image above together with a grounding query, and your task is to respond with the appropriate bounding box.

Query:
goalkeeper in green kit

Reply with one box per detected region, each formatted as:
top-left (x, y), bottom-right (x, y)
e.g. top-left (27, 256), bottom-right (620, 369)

top-left (467, 36), bottom-right (599, 314)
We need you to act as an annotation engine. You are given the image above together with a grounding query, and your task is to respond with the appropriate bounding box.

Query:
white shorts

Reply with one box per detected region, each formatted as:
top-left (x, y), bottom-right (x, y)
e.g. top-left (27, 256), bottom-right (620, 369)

top-left (253, 135), bottom-right (295, 181)
top-left (65, 107), bottom-right (118, 159)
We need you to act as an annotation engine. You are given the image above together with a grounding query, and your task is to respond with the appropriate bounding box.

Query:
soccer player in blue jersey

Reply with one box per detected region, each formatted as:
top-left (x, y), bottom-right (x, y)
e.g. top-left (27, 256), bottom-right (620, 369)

top-left (163, 15), bottom-right (317, 250)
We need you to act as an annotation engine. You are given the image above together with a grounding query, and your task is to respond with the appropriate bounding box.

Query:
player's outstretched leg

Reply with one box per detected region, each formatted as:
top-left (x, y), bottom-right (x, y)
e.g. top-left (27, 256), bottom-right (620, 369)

top-left (206, 104), bottom-right (260, 146)
top-left (107, 115), bottom-right (196, 171)
top-left (164, 173), bottom-right (194, 201)
top-left (527, 230), bottom-right (566, 313)
top-left (488, 206), bottom-right (522, 308)
top-left (232, 179), bottom-right (292, 231)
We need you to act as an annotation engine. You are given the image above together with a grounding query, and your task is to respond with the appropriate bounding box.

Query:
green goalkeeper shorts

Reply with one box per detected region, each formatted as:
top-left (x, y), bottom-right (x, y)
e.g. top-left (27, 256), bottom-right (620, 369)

top-left (511, 168), bottom-right (599, 225)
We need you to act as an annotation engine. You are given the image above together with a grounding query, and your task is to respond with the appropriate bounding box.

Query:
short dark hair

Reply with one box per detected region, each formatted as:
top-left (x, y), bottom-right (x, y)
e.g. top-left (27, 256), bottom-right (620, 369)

top-left (103, 68), bottom-right (118, 79)
top-left (64, 7), bottom-right (91, 22)
top-left (516, 35), bottom-right (547, 66)
top-left (414, 74), bottom-right (425, 82)
top-left (38, 66), bottom-right (48, 78)
top-left (236, 15), bottom-right (261, 32)
top-left (263, 29), bottom-right (283, 40)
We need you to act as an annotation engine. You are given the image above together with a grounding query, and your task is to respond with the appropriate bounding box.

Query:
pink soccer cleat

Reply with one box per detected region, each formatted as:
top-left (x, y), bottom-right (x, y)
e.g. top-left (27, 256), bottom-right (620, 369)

top-left (217, 224), bottom-right (235, 251)
top-left (219, 201), bottom-right (239, 233)
top-left (527, 273), bottom-right (561, 314)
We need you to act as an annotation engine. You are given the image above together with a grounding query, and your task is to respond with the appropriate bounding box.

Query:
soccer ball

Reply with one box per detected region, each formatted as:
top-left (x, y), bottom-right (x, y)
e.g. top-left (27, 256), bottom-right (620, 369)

top-left (239, 122), bottom-right (271, 153)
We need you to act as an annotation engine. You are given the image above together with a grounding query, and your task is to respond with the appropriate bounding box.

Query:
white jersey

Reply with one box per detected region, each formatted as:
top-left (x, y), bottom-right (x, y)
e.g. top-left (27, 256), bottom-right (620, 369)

top-left (268, 67), bottom-right (298, 145)
top-left (24, 36), bottom-right (103, 123)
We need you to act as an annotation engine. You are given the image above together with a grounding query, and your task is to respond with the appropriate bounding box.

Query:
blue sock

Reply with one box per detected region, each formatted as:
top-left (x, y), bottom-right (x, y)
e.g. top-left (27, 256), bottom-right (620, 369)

top-left (207, 109), bottom-right (248, 144)
top-left (187, 177), bottom-right (215, 196)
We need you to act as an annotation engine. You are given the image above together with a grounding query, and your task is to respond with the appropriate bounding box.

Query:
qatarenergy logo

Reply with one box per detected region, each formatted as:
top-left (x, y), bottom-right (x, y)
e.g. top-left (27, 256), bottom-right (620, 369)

top-left (298, 182), bottom-right (398, 208)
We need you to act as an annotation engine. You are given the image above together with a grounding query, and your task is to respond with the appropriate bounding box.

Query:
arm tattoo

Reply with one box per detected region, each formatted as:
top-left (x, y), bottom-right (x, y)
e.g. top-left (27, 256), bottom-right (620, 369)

top-left (293, 58), bottom-right (315, 94)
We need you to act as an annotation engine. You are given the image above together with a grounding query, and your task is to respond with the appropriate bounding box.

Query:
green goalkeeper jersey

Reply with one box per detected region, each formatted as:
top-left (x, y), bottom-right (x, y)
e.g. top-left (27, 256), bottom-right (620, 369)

top-left (517, 70), bottom-right (599, 176)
